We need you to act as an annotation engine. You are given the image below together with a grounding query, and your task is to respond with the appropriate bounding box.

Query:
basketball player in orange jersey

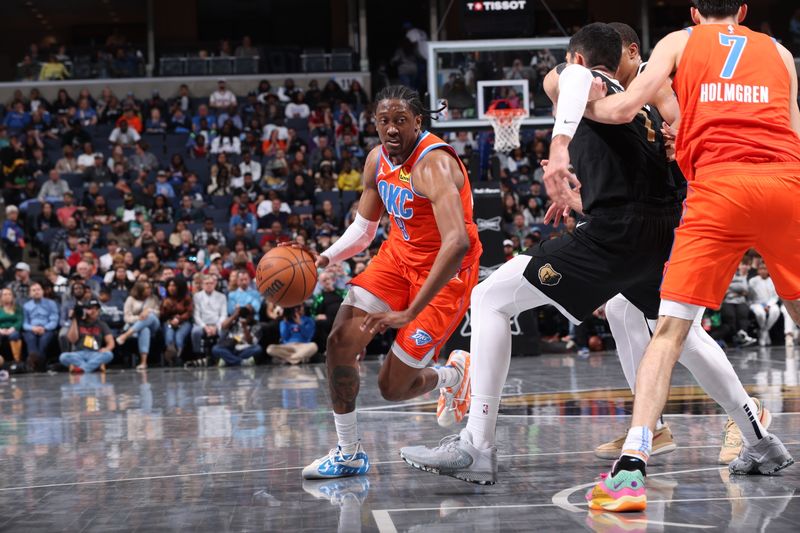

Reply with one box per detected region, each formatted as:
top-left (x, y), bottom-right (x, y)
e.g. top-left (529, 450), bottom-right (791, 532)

top-left (584, 0), bottom-right (799, 511)
top-left (301, 86), bottom-right (482, 479)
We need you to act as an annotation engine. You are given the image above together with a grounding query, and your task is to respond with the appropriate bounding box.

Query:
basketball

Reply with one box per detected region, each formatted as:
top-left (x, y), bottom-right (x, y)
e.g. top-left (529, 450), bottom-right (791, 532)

top-left (256, 247), bottom-right (318, 307)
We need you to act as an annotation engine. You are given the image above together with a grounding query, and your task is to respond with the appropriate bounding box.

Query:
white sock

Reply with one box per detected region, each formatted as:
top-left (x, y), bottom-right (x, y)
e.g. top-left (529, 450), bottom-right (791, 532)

top-left (678, 324), bottom-right (766, 445)
top-left (435, 365), bottom-right (460, 389)
top-left (727, 397), bottom-right (765, 447)
top-left (656, 417), bottom-right (666, 430)
top-left (334, 411), bottom-right (359, 451)
top-left (466, 394), bottom-right (501, 449)
top-left (621, 425), bottom-right (653, 462)
top-left (465, 256), bottom-right (553, 450)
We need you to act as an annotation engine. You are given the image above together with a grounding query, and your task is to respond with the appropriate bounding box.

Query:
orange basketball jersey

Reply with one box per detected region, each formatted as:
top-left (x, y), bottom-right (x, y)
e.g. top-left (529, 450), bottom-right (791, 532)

top-left (374, 131), bottom-right (482, 271)
top-left (673, 24), bottom-right (800, 181)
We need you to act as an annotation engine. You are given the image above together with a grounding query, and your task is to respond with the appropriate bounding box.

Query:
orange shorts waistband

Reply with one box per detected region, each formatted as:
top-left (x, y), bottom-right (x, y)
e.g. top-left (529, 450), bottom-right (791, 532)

top-left (694, 161), bottom-right (800, 180)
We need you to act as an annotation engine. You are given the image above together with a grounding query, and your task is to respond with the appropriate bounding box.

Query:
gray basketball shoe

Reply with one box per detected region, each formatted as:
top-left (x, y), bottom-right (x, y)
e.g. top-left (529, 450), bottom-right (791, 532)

top-left (729, 433), bottom-right (794, 475)
top-left (400, 428), bottom-right (497, 485)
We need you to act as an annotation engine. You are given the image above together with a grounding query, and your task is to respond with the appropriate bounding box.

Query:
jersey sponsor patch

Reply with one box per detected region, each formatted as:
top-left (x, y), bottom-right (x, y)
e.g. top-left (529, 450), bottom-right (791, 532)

top-left (409, 328), bottom-right (433, 346)
top-left (538, 263), bottom-right (562, 286)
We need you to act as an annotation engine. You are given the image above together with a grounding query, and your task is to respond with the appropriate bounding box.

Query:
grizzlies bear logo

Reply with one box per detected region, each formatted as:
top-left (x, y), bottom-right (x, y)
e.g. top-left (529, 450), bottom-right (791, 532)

top-left (537, 263), bottom-right (562, 286)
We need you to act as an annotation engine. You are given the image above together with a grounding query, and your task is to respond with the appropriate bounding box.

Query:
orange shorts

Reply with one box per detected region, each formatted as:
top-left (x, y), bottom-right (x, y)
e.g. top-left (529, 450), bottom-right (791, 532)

top-left (661, 162), bottom-right (800, 309)
top-left (349, 245), bottom-right (479, 368)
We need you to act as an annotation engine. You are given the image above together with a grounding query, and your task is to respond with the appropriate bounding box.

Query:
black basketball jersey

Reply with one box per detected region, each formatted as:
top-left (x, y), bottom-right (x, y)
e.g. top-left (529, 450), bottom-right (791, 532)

top-left (560, 69), bottom-right (680, 213)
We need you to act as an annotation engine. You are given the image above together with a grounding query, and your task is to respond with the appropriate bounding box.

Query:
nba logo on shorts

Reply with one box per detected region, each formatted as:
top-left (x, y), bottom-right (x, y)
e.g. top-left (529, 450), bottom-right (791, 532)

top-left (482, 403), bottom-right (489, 415)
top-left (410, 329), bottom-right (433, 346)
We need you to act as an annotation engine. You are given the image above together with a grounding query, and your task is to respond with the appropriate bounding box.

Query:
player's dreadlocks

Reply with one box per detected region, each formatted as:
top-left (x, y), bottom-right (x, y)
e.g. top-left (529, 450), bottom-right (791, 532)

top-left (375, 85), bottom-right (447, 118)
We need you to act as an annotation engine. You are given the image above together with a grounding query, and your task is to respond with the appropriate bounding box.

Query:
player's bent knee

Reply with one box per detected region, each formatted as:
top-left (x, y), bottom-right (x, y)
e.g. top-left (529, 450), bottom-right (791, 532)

top-left (377, 374), bottom-right (407, 402)
top-left (325, 327), bottom-right (362, 362)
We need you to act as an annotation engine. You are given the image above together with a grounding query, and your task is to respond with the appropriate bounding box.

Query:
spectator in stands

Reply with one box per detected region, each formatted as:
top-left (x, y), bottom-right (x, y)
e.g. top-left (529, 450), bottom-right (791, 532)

top-left (160, 277), bottom-right (193, 364)
top-left (191, 104), bottom-right (216, 133)
top-left (149, 195), bottom-right (174, 224)
top-left (285, 91), bottom-right (310, 119)
top-left (59, 298), bottom-right (114, 374)
top-left (226, 270), bottom-right (262, 314)
top-left (210, 79), bottom-right (237, 112)
top-left (76, 98), bottom-right (97, 127)
top-left (2, 206), bottom-right (26, 265)
top-left (337, 159), bottom-right (362, 192)
top-left (191, 274), bottom-right (227, 360)
top-left (235, 35), bottom-right (258, 57)
top-left (153, 170), bottom-right (175, 201)
top-left (229, 198), bottom-right (257, 235)
top-left (749, 264), bottom-right (780, 346)
top-left (286, 172), bottom-right (315, 206)
top-left (238, 151), bottom-right (261, 181)
top-left (76, 142), bottom-right (96, 170)
top-left (54, 145), bottom-right (79, 174)
top-left (213, 305), bottom-right (261, 367)
top-left (75, 260), bottom-right (102, 294)
top-left (722, 261), bottom-right (756, 347)
top-left (195, 218), bottom-right (226, 248)
top-left (27, 146), bottom-right (53, 178)
top-left (16, 54), bottom-right (38, 81)
top-left (210, 121), bottom-right (241, 154)
top-left (84, 153), bottom-right (111, 185)
top-left (56, 191), bottom-right (85, 226)
top-left (310, 270), bottom-right (346, 346)
top-left (37, 169), bottom-right (70, 202)
top-left (39, 54), bottom-right (70, 81)
top-left (144, 108), bottom-right (167, 134)
top-left (109, 119), bottom-right (141, 147)
top-left (169, 107), bottom-right (191, 135)
top-left (267, 306), bottom-right (317, 364)
top-left (129, 141), bottom-right (159, 173)
top-left (115, 281), bottom-right (160, 370)
top-left (3, 101), bottom-right (31, 135)
top-left (22, 282), bottom-right (59, 371)
top-left (0, 288), bottom-right (24, 370)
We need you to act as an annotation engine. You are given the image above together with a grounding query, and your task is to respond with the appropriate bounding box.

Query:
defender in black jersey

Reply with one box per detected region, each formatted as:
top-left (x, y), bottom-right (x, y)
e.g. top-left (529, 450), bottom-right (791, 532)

top-left (521, 64), bottom-right (681, 321)
top-left (398, 24), bottom-right (686, 484)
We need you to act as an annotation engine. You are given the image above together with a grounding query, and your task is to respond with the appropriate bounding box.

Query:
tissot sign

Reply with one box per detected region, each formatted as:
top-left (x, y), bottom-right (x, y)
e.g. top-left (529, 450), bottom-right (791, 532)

top-left (466, 1), bottom-right (528, 11)
top-left (462, 0), bottom-right (533, 36)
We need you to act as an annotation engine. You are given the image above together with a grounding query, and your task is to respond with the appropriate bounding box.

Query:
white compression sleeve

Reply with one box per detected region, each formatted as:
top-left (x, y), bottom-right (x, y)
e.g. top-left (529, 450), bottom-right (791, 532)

top-left (551, 64), bottom-right (594, 139)
top-left (320, 213), bottom-right (378, 265)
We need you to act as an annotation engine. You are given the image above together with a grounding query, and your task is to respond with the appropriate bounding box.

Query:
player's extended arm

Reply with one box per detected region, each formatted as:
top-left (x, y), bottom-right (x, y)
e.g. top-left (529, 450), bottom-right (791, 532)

top-left (318, 147), bottom-right (383, 268)
top-left (589, 30), bottom-right (687, 124)
top-left (361, 151), bottom-right (470, 334)
top-left (777, 43), bottom-right (800, 137)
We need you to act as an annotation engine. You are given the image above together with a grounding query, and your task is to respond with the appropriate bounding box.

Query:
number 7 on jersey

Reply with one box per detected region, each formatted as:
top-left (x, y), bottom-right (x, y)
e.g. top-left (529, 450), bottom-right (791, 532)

top-left (718, 33), bottom-right (747, 80)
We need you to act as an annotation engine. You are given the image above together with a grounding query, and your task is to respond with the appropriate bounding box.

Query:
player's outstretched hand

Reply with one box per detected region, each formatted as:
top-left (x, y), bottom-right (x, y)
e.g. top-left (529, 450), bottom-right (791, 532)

top-left (588, 76), bottom-right (607, 101)
top-left (360, 309), bottom-right (414, 335)
top-left (278, 240), bottom-right (330, 268)
top-left (662, 122), bottom-right (678, 162)
top-left (544, 202), bottom-right (571, 227)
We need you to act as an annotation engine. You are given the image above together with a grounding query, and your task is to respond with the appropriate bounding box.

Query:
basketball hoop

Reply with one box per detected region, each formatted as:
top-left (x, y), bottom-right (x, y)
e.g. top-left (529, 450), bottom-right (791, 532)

top-left (485, 99), bottom-right (527, 153)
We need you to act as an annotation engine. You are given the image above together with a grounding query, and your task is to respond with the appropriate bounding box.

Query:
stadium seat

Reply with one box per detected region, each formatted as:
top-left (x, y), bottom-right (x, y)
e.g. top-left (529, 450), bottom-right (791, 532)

top-left (211, 195), bottom-right (233, 210)
top-left (61, 173), bottom-right (85, 190)
top-left (154, 223), bottom-right (174, 236)
top-left (341, 190), bottom-right (359, 210)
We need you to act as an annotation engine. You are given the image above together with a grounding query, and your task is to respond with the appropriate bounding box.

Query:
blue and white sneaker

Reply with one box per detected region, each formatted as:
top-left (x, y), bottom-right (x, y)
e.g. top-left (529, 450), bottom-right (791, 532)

top-left (302, 442), bottom-right (370, 479)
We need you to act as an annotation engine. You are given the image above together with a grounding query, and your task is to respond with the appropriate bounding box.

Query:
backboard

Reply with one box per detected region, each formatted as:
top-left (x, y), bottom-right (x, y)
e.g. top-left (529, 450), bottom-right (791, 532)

top-left (427, 37), bottom-right (570, 130)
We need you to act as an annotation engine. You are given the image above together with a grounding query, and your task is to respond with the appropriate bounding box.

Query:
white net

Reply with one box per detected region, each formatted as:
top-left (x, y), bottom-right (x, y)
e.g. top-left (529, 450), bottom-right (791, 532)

top-left (487, 110), bottom-right (525, 153)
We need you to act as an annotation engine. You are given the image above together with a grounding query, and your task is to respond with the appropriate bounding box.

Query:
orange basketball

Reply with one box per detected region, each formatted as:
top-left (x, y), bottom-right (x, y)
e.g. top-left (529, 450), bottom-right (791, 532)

top-left (256, 247), bottom-right (318, 307)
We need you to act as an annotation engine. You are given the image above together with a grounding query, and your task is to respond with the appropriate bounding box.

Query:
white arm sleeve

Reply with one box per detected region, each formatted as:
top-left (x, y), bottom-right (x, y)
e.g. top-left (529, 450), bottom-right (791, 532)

top-left (551, 64), bottom-right (595, 139)
top-left (320, 213), bottom-right (379, 264)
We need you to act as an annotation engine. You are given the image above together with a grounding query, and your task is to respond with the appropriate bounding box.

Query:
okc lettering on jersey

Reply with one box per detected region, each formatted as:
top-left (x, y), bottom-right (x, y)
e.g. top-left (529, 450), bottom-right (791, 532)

top-left (377, 180), bottom-right (414, 220)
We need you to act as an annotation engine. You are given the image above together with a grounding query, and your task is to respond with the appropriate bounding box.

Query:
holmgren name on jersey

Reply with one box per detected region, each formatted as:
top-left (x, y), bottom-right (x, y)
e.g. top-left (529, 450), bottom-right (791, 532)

top-left (699, 82), bottom-right (769, 104)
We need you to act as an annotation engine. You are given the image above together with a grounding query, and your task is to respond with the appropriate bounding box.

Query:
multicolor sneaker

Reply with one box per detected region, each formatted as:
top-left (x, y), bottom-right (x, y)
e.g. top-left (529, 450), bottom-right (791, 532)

top-left (587, 469), bottom-right (647, 512)
top-left (437, 350), bottom-right (471, 428)
top-left (729, 433), bottom-right (794, 475)
top-left (719, 397), bottom-right (772, 464)
top-left (301, 442), bottom-right (370, 479)
top-left (595, 424), bottom-right (677, 460)
top-left (400, 428), bottom-right (497, 485)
